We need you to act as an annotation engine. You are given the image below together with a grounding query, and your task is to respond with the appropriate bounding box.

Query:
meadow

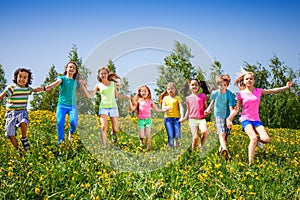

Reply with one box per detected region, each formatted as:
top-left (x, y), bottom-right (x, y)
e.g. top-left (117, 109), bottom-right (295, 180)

top-left (0, 107), bottom-right (299, 199)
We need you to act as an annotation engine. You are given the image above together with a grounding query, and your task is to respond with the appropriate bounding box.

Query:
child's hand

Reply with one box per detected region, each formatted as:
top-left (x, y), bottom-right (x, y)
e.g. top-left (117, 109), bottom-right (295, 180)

top-left (178, 117), bottom-right (185, 123)
top-left (226, 118), bottom-right (232, 129)
top-left (204, 109), bottom-right (211, 115)
top-left (286, 81), bottom-right (293, 88)
top-left (164, 106), bottom-right (171, 111)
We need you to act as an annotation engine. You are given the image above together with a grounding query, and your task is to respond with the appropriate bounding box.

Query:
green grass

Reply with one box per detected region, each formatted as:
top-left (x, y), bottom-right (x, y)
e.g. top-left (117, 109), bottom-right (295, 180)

top-left (0, 111), bottom-right (299, 199)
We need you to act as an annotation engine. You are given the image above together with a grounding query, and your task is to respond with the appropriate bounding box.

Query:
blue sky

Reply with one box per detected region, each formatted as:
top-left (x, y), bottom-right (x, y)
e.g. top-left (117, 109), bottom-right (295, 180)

top-left (0, 0), bottom-right (299, 92)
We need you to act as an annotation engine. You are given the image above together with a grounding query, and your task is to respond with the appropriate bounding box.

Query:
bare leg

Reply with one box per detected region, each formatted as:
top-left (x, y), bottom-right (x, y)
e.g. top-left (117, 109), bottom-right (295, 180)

top-left (199, 123), bottom-right (208, 151)
top-left (145, 127), bottom-right (151, 150)
top-left (244, 124), bottom-right (258, 165)
top-left (9, 136), bottom-right (18, 149)
top-left (99, 114), bottom-right (108, 148)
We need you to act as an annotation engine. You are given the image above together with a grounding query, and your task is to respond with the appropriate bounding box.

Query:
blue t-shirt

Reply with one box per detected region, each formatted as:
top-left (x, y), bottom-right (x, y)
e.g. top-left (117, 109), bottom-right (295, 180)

top-left (210, 89), bottom-right (236, 118)
top-left (58, 76), bottom-right (78, 106)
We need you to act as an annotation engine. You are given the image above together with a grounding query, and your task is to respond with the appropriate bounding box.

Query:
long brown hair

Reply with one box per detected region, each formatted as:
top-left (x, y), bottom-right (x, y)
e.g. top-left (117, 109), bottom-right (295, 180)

top-left (159, 82), bottom-right (178, 105)
top-left (64, 61), bottom-right (79, 79)
top-left (97, 67), bottom-right (121, 83)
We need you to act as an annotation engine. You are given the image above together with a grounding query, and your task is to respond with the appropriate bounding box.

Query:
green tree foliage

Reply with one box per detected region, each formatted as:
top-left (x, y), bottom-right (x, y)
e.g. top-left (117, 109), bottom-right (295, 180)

top-left (155, 41), bottom-right (205, 101)
top-left (208, 60), bottom-right (223, 90)
top-left (30, 65), bottom-right (59, 111)
top-left (243, 56), bottom-right (300, 129)
top-left (0, 64), bottom-right (7, 106)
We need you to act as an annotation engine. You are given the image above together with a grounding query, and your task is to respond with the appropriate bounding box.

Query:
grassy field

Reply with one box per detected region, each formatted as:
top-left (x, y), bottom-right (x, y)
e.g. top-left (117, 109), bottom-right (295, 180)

top-left (0, 107), bottom-right (299, 199)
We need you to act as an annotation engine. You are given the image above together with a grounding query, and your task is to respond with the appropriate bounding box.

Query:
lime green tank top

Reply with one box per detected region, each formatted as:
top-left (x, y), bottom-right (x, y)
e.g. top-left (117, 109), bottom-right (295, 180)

top-left (98, 82), bottom-right (117, 108)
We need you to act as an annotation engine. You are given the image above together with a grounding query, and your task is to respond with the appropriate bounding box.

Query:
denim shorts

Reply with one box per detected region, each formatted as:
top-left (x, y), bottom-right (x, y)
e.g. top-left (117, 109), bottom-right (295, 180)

top-left (138, 118), bottom-right (152, 129)
top-left (5, 110), bottom-right (29, 138)
top-left (215, 116), bottom-right (231, 136)
top-left (99, 108), bottom-right (119, 117)
top-left (241, 120), bottom-right (263, 131)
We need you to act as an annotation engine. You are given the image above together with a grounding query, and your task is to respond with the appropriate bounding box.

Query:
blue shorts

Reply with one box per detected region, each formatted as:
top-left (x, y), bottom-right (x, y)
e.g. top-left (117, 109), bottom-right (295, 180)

top-left (5, 110), bottom-right (29, 138)
top-left (241, 120), bottom-right (263, 131)
top-left (99, 108), bottom-right (119, 117)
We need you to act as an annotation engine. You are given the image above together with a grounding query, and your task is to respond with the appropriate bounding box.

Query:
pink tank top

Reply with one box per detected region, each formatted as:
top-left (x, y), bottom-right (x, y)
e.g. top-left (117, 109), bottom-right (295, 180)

top-left (138, 98), bottom-right (152, 119)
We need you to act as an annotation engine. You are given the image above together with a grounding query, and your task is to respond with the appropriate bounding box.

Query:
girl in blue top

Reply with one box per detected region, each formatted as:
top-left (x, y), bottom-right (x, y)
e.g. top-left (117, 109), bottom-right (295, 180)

top-left (46, 61), bottom-right (83, 144)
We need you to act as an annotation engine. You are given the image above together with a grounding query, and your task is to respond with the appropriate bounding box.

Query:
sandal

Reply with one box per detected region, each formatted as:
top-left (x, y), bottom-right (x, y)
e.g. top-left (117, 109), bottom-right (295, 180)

top-left (20, 137), bottom-right (30, 150)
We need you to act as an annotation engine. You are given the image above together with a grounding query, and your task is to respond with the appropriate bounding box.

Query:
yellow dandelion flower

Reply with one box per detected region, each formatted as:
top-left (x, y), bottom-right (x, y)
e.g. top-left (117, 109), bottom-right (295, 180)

top-left (249, 185), bottom-right (254, 190)
top-left (35, 187), bottom-right (40, 194)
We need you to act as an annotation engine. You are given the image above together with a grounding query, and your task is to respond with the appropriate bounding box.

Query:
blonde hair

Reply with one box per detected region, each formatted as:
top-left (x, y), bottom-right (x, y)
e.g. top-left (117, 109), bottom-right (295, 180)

top-left (159, 82), bottom-right (178, 104)
top-left (234, 68), bottom-right (254, 90)
top-left (216, 74), bottom-right (231, 86)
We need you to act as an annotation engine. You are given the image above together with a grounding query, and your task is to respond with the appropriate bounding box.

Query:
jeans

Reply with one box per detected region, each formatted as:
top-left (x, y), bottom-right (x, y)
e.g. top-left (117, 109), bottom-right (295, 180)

top-left (56, 104), bottom-right (78, 144)
top-left (164, 118), bottom-right (181, 148)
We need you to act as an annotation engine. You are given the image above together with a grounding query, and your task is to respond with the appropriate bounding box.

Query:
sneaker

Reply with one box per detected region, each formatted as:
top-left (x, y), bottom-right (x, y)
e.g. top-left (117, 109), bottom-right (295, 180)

top-left (256, 141), bottom-right (264, 149)
top-left (20, 137), bottom-right (30, 150)
top-left (221, 148), bottom-right (231, 160)
top-left (174, 139), bottom-right (180, 147)
top-left (111, 132), bottom-right (118, 143)
top-left (68, 133), bottom-right (73, 142)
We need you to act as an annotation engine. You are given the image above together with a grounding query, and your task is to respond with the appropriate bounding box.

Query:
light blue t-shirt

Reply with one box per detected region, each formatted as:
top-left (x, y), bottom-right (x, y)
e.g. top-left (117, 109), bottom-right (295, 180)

top-left (58, 76), bottom-right (78, 106)
top-left (210, 89), bottom-right (236, 118)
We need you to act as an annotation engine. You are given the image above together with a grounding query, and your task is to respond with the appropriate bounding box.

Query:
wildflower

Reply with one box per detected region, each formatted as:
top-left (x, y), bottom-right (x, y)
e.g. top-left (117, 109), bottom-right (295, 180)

top-left (35, 187), bottom-right (40, 194)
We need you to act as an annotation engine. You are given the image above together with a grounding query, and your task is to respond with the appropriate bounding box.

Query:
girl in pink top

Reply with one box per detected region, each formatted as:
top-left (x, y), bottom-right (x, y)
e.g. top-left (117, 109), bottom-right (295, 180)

top-left (128, 85), bottom-right (169, 150)
top-left (180, 79), bottom-right (210, 151)
top-left (227, 70), bottom-right (293, 165)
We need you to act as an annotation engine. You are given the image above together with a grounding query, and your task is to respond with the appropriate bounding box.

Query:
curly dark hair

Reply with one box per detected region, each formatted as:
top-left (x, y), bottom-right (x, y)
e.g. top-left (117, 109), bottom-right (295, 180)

top-left (13, 68), bottom-right (33, 87)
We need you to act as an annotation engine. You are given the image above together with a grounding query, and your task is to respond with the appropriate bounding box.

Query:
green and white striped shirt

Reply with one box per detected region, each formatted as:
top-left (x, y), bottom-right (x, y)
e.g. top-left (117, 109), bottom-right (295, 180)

top-left (5, 84), bottom-right (33, 110)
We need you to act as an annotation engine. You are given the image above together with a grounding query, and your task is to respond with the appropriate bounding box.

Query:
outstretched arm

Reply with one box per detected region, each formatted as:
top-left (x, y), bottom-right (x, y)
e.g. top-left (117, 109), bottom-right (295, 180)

top-left (152, 100), bottom-right (170, 112)
top-left (204, 99), bottom-right (214, 115)
top-left (128, 98), bottom-right (137, 112)
top-left (82, 84), bottom-right (98, 98)
top-left (33, 86), bottom-right (44, 93)
top-left (262, 81), bottom-right (293, 95)
top-left (45, 79), bottom-right (62, 92)
top-left (0, 91), bottom-right (7, 99)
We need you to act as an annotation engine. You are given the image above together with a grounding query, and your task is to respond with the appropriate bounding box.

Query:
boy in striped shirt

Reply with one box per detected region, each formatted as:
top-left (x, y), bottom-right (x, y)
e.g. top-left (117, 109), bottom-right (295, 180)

top-left (0, 68), bottom-right (44, 151)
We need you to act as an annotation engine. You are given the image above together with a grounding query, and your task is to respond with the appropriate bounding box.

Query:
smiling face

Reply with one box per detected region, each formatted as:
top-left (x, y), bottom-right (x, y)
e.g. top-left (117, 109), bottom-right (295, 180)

top-left (65, 62), bottom-right (77, 77)
top-left (189, 79), bottom-right (199, 94)
top-left (16, 71), bottom-right (29, 87)
top-left (140, 86), bottom-right (149, 99)
top-left (243, 73), bottom-right (255, 87)
top-left (97, 67), bottom-right (110, 82)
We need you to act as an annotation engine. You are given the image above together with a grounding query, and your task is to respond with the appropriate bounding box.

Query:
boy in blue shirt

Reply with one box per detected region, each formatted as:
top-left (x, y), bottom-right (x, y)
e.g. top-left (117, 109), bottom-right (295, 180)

top-left (205, 75), bottom-right (236, 159)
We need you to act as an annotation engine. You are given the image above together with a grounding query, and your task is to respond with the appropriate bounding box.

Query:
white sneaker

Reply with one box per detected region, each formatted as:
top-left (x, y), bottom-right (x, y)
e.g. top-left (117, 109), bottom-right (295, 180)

top-left (68, 134), bottom-right (73, 142)
top-left (256, 141), bottom-right (264, 149)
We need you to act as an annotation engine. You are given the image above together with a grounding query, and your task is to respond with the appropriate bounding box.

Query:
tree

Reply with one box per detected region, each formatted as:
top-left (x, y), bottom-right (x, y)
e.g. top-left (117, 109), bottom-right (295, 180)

top-left (30, 65), bottom-right (59, 111)
top-left (0, 64), bottom-right (7, 106)
top-left (208, 60), bottom-right (223, 90)
top-left (243, 56), bottom-right (300, 129)
top-left (155, 41), bottom-right (205, 102)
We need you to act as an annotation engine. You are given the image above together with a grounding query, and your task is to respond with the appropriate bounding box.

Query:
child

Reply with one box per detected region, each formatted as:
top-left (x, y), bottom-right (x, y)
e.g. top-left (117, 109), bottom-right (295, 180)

top-left (180, 79), bottom-right (210, 151)
top-left (128, 85), bottom-right (169, 150)
top-left (45, 61), bottom-right (84, 144)
top-left (226, 69), bottom-right (293, 165)
top-left (205, 75), bottom-right (236, 159)
top-left (159, 82), bottom-right (184, 148)
top-left (0, 68), bottom-right (44, 150)
top-left (82, 67), bottom-right (129, 148)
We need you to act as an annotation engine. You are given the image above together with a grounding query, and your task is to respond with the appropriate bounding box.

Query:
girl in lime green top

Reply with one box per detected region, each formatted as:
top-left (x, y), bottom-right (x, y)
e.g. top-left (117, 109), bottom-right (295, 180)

top-left (83, 67), bottom-right (130, 149)
top-left (159, 82), bottom-right (184, 148)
